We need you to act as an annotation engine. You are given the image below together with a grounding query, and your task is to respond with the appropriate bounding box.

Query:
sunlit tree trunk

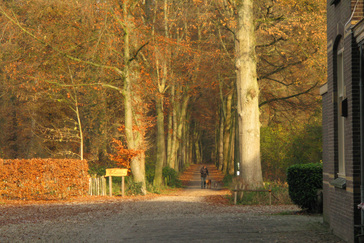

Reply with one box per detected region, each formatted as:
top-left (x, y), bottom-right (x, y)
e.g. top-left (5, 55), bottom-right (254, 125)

top-left (234, 110), bottom-right (240, 175)
top-left (123, 0), bottom-right (146, 194)
top-left (74, 90), bottom-right (84, 160)
top-left (168, 84), bottom-right (177, 169)
top-left (235, 0), bottom-right (263, 189)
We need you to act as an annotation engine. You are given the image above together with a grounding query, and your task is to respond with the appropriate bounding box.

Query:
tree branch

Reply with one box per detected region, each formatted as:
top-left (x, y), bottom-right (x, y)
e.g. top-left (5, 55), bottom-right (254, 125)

top-left (128, 41), bottom-right (149, 63)
top-left (42, 79), bottom-right (124, 95)
top-left (224, 25), bottom-right (238, 42)
top-left (258, 60), bottom-right (305, 81)
top-left (259, 82), bottom-right (319, 107)
top-left (0, 6), bottom-right (125, 77)
top-left (256, 37), bottom-right (285, 48)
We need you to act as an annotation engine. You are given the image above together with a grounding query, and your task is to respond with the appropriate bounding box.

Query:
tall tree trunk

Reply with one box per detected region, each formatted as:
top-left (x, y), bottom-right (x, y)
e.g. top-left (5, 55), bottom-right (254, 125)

top-left (167, 106), bottom-right (173, 167)
top-left (154, 0), bottom-right (168, 187)
top-left (184, 117), bottom-right (190, 166)
top-left (180, 114), bottom-right (189, 169)
top-left (168, 84), bottom-right (177, 169)
top-left (154, 96), bottom-right (166, 187)
top-left (68, 68), bottom-right (84, 160)
top-left (218, 108), bottom-right (224, 171)
top-left (74, 91), bottom-right (84, 160)
top-left (101, 90), bottom-right (109, 161)
top-left (189, 133), bottom-right (194, 165)
top-left (234, 108), bottom-right (240, 176)
top-left (223, 90), bottom-right (233, 174)
top-left (169, 92), bottom-right (189, 171)
top-left (194, 128), bottom-right (201, 164)
top-left (228, 108), bottom-right (235, 175)
top-left (235, 0), bottom-right (263, 189)
top-left (123, 0), bottom-right (146, 194)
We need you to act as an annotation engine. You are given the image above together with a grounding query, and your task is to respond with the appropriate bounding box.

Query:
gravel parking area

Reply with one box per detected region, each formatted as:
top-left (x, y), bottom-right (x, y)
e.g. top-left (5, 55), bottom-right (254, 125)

top-left (0, 165), bottom-right (345, 242)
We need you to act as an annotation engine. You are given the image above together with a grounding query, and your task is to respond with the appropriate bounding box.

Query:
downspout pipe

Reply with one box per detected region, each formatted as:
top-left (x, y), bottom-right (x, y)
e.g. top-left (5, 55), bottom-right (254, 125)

top-left (360, 44), bottom-right (364, 236)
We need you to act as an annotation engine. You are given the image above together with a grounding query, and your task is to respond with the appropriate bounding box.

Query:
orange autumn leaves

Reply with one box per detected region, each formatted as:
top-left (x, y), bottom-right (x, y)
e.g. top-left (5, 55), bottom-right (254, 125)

top-left (0, 159), bottom-right (89, 200)
top-left (109, 139), bottom-right (141, 170)
top-left (0, 144), bottom-right (138, 200)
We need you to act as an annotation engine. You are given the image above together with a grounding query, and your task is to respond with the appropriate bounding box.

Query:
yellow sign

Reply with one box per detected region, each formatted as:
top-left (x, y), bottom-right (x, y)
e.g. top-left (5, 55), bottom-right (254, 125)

top-left (105, 168), bottom-right (128, 177)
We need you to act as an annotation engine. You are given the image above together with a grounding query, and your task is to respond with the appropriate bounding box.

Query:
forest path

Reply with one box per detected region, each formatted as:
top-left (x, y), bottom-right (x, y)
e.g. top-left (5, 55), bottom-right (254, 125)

top-left (150, 163), bottom-right (230, 203)
top-left (0, 164), bottom-right (345, 242)
top-left (181, 163), bottom-right (225, 190)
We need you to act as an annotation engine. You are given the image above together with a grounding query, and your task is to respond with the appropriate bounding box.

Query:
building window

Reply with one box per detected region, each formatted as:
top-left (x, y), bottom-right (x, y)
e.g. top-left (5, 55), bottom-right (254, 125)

top-left (330, 0), bottom-right (340, 6)
top-left (337, 50), bottom-right (346, 177)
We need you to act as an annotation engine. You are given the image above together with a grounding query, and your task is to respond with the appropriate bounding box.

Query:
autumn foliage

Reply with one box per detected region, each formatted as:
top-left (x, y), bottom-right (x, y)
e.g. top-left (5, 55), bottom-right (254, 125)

top-left (0, 0), bottom-right (327, 188)
top-left (0, 159), bottom-right (89, 200)
top-left (109, 139), bottom-right (140, 170)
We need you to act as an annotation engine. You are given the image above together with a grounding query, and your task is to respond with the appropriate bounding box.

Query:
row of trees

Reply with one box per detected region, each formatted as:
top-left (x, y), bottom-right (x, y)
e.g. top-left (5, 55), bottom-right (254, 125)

top-left (0, 0), bottom-right (326, 192)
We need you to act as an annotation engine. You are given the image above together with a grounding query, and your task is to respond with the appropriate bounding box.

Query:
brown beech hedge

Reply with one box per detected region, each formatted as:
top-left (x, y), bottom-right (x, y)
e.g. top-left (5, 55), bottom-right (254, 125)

top-left (0, 159), bottom-right (89, 200)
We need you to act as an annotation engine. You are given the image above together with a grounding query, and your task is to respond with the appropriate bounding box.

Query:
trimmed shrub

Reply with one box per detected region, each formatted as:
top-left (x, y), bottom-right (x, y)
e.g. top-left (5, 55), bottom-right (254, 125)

top-left (0, 159), bottom-right (89, 200)
top-left (286, 163), bottom-right (322, 213)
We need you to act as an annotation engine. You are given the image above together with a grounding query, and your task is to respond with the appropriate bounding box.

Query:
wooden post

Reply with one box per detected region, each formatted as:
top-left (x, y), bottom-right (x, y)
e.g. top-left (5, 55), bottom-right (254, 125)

top-left (109, 176), bottom-right (112, 196)
top-left (122, 176), bottom-right (125, 197)
top-left (234, 185), bottom-right (237, 205)
top-left (102, 176), bottom-right (106, 196)
top-left (96, 177), bottom-right (99, 195)
top-left (269, 189), bottom-right (272, 205)
top-left (240, 184), bottom-right (245, 201)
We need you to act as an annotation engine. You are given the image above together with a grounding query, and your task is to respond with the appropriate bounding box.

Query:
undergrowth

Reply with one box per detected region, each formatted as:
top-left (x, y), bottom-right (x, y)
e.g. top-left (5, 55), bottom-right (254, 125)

top-left (107, 176), bottom-right (143, 196)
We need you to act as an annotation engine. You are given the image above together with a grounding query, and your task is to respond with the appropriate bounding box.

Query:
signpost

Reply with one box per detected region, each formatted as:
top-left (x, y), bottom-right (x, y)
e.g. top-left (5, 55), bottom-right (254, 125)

top-left (105, 168), bottom-right (128, 197)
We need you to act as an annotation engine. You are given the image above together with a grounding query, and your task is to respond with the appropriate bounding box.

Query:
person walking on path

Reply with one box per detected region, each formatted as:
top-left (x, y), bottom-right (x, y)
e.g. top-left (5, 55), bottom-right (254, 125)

top-left (200, 165), bottom-right (209, 189)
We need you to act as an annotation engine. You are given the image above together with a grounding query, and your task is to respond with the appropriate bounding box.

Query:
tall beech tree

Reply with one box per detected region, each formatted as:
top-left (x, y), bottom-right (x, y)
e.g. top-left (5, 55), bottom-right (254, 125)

top-left (144, 0), bottom-right (170, 187)
top-left (234, 0), bottom-right (263, 188)
top-left (109, 0), bottom-right (148, 194)
top-left (212, 0), bottom-right (325, 183)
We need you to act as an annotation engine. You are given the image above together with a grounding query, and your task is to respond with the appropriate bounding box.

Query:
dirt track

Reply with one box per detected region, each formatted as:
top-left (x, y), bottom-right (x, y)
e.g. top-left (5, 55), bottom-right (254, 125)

top-left (0, 164), bottom-right (344, 242)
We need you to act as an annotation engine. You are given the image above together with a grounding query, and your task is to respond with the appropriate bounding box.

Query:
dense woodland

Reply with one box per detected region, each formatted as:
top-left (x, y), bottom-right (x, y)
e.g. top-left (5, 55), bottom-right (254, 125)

top-left (0, 0), bottom-right (326, 193)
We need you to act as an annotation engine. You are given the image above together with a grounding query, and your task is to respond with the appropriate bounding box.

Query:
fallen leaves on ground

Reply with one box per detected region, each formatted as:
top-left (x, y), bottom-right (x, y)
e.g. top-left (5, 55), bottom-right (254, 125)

top-left (205, 195), bottom-right (231, 205)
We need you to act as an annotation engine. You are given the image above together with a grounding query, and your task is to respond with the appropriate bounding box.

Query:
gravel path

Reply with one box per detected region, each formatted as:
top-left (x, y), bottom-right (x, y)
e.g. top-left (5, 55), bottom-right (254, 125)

top-left (0, 164), bottom-right (344, 242)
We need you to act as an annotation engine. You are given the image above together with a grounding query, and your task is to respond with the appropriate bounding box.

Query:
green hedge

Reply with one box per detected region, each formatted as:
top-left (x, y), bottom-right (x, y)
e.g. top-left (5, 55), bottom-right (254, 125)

top-left (286, 163), bottom-right (322, 212)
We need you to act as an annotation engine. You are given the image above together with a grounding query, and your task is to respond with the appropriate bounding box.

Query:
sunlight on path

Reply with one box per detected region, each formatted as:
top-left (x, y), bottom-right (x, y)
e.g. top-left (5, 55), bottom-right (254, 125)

top-left (150, 164), bottom-right (229, 202)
